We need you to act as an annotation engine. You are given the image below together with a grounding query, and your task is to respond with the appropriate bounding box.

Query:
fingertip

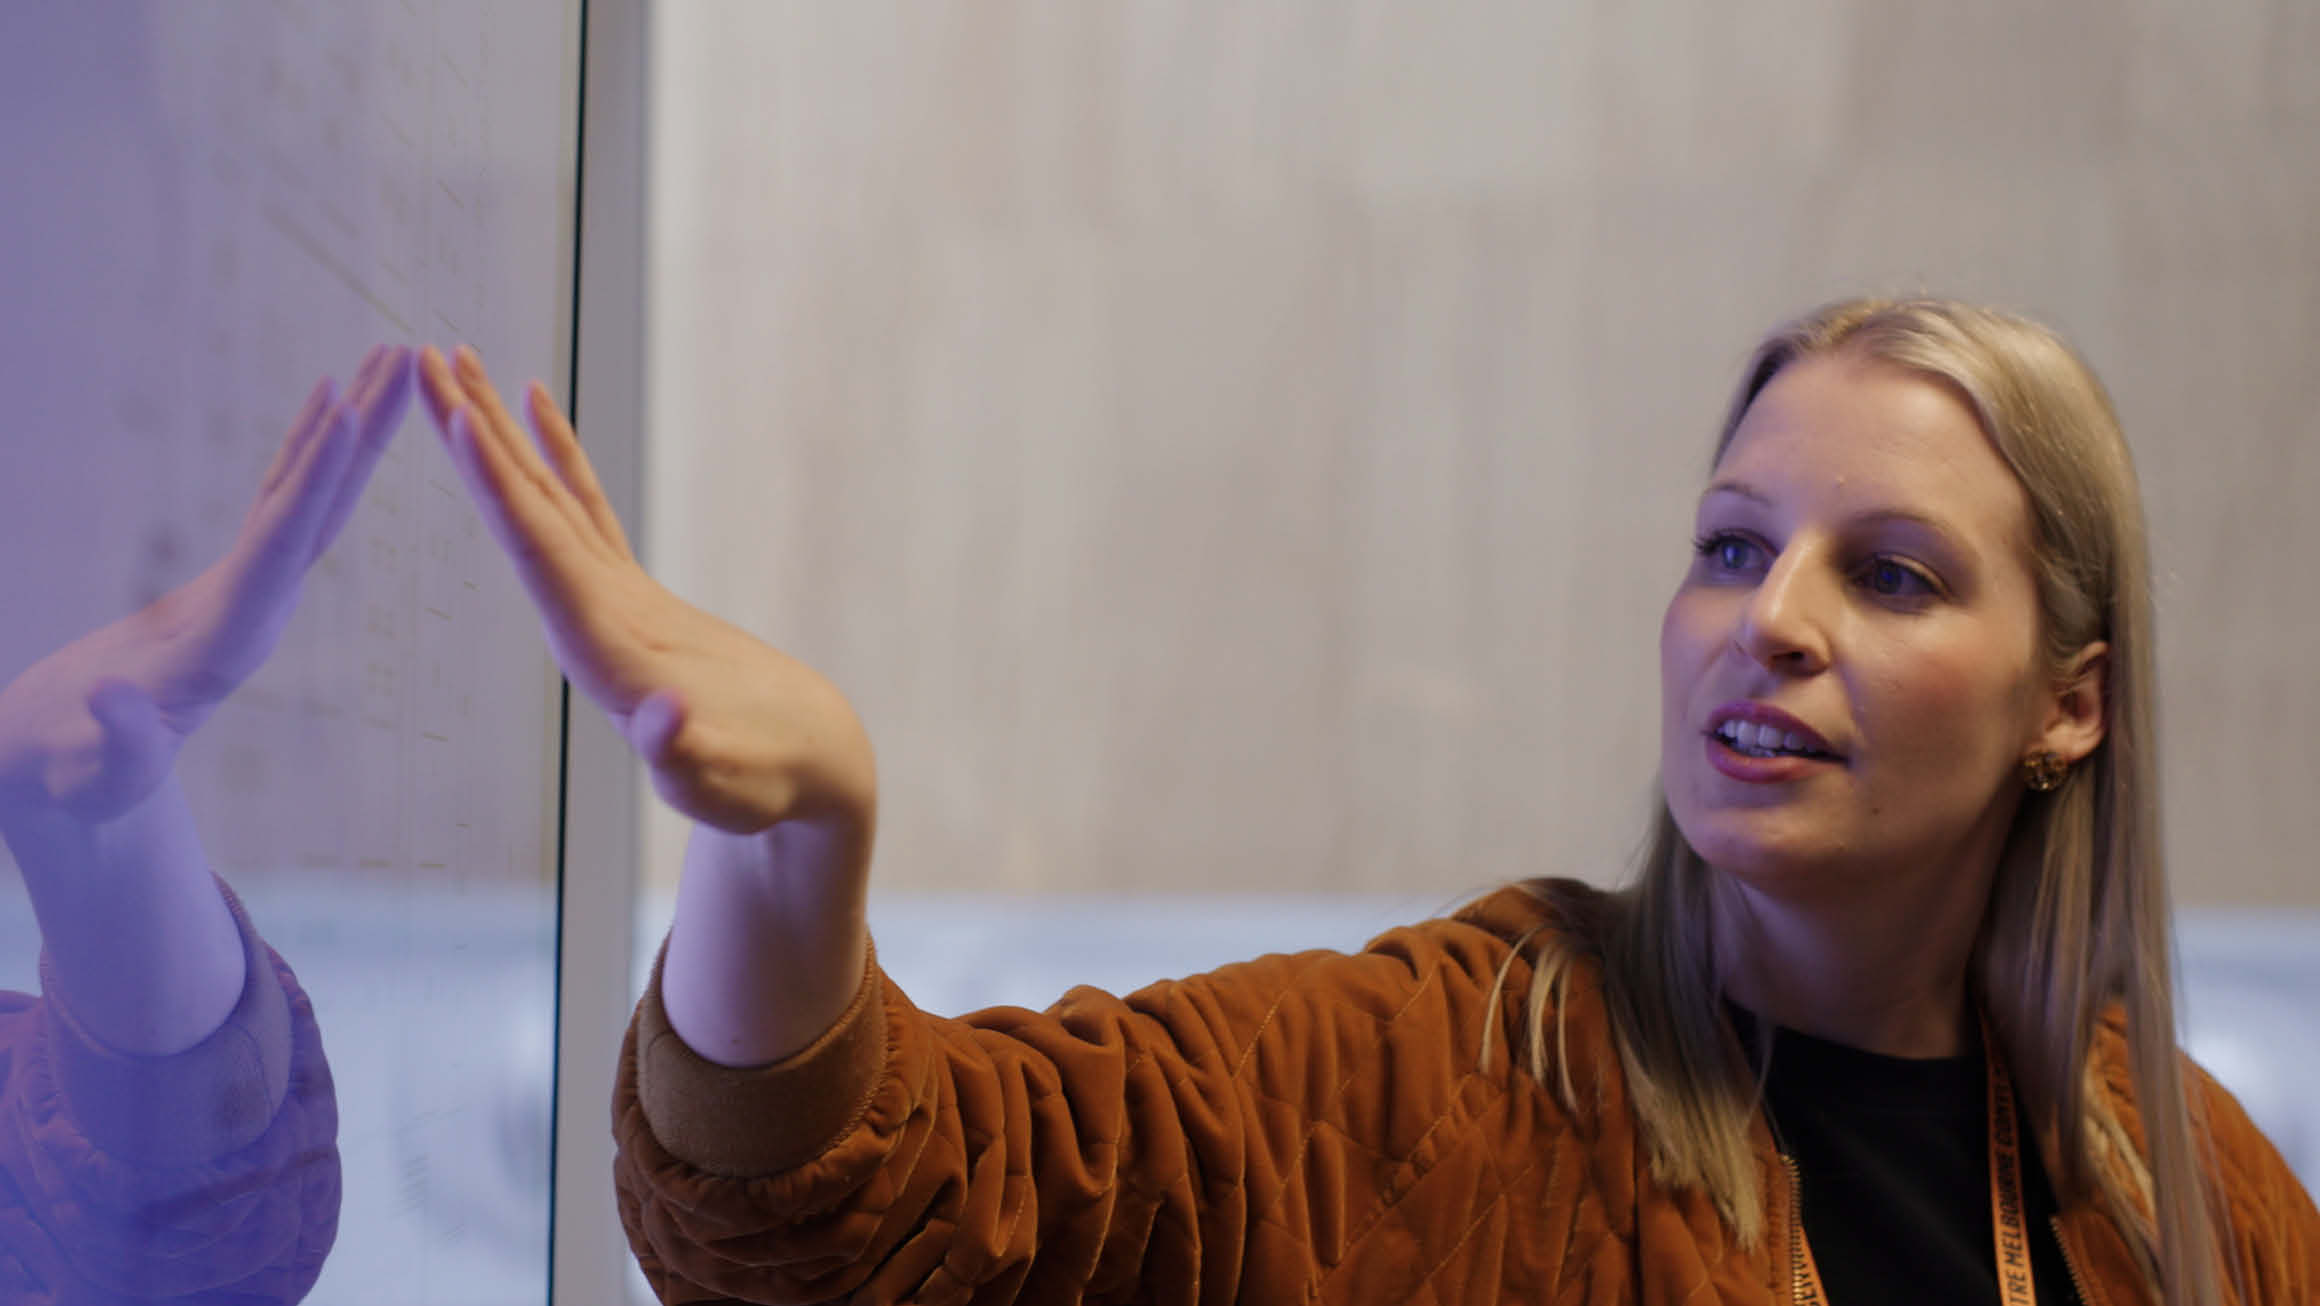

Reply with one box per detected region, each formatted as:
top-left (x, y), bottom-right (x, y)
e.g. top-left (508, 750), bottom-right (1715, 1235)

top-left (295, 380), bottom-right (337, 438)
top-left (416, 348), bottom-right (459, 423)
top-left (434, 405), bottom-right (468, 461)
top-left (383, 345), bottom-right (417, 394)
top-left (350, 344), bottom-right (394, 399)
top-left (368, 351), bottom-right (418, 434)
top-left (313, 395), bottom-right (358, 459)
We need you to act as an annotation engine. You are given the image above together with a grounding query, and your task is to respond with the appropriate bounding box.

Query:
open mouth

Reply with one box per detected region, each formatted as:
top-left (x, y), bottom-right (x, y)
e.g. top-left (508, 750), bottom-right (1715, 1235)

top-left (1712, 719), bottom-right (1837, 761)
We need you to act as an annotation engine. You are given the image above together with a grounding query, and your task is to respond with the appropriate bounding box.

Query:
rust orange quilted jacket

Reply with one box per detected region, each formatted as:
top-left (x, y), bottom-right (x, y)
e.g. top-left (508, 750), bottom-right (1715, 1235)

top-left (612, 883), bottom-right (2318, 1304)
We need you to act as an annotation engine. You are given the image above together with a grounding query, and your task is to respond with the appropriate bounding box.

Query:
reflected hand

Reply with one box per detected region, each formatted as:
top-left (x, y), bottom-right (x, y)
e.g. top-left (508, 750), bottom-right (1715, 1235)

top-left (0, 345), bottom-right (415, 825)
top-left (416, 346), bottom-right (874, 835)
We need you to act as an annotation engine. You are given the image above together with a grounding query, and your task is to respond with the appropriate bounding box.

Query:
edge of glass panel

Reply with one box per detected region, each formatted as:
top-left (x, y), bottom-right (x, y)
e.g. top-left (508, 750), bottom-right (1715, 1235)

top-left (553, 0), bottom-right (649, 1301)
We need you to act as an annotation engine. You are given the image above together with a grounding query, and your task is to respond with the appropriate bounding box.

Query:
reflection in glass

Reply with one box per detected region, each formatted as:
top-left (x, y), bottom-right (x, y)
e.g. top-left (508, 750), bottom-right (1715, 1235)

top-left (0, 350), bottom-right (414, 1300)
top-left (0, 5), bottom-right (576, 1301)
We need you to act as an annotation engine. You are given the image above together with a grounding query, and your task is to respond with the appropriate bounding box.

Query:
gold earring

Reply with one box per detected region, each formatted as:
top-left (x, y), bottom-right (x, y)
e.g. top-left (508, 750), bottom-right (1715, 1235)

top-left (2022, 751), bottom-right (2069, 792)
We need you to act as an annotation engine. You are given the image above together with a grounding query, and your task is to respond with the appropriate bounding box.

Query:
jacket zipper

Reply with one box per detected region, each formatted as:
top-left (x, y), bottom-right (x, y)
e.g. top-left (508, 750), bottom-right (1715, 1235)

top-left (1784, 1152), bottom-right (1808, 1305)
top-left (2052, 1214), bottom-right (2101, 1306)
top-left (1785, 1159), bottom-right (2101, 1306)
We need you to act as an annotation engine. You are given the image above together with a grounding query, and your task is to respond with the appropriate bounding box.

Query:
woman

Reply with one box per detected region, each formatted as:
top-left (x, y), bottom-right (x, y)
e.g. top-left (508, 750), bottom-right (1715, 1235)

top-left (0, 346), bottom-right (407, 1301)
top-left (418, 299), bottom-right (2317, 1304)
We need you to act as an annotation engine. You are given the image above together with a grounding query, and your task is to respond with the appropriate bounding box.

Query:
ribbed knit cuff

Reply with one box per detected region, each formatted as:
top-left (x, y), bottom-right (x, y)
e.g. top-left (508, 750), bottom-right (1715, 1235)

top-left (634, 939), bottom-right (888, 1178)
top-left (40, 877), bottom-right (293, 1167)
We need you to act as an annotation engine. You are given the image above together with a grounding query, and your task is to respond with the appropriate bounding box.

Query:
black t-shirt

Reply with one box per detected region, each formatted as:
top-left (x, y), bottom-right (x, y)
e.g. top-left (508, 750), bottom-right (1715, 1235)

top-left (1746, 1012), bottom-right (2082, 1306)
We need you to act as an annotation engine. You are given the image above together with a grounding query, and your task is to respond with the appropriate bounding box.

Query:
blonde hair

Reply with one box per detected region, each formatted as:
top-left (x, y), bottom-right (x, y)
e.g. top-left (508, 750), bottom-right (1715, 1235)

top-left (1506, 298), bottom-right (2226, 1304)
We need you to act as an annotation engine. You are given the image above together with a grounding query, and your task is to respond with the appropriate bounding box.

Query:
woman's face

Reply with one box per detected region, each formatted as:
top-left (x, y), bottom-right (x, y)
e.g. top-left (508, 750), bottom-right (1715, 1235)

top-left (1658, 350), bottom-right (2082, 896)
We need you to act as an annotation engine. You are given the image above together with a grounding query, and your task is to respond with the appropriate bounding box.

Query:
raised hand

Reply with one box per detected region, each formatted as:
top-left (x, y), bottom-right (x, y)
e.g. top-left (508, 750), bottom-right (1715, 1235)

top-left (0, 345), bottom-right (415, 826)
top-left (415, 346), bottom-right (874, 835)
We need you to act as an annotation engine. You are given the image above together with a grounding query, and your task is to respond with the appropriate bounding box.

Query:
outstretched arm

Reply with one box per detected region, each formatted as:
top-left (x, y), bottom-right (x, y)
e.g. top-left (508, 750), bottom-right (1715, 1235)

top-left (0, 345), bottom-right (413, 1055)
top-left (416, 346), bottom-right (875, 1067)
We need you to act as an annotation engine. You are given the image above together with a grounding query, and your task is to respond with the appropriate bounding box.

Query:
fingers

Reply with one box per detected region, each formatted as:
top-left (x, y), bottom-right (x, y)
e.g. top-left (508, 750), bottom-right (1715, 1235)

top-left (306, 346), bottom-right (416, 564)
top-left (421, 345), bottom-right (528, 551)
top-left (416, 343), bottom-right (461, 430)
top-left (243, 388), bottom-right (357, 570)
top-left (525, 381), bottom-right (634, 560)
top-left (438, 394), bottom-right (602, 625)
top-left (257, 375), bottom-right (342, 500)
top-left (440, 401), bottom-right (555, 559)
top-left (422, 346), bottom-right (622, 561)
top-left (450, 347), bottom-right (533, 462)
top-left (251, 345), bottom-right (386, 532)
top-left (349, 346), bottom-right (416, 455)
top-left (249, 344), bottom-right (388, 525)
top-left (456, 349), bottom-right (620, 556)
top-left (246, 346), bottom-right (397, 565)
top-left (423, 347), bottom-right (576, 557)
top-left (420, 346), bottom-right (531, 552)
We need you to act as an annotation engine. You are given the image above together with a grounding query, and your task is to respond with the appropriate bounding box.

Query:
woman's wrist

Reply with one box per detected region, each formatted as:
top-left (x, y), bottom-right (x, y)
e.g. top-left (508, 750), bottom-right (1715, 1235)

top-left (4, 775), bottom-right (246, 1057)
top-left (660, 813), bottom-right (873, 1068)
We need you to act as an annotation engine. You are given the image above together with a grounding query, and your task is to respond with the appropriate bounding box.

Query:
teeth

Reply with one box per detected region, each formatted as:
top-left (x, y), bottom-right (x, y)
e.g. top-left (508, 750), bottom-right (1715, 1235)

top-left (1715, 719), bottom-right (1821, 757)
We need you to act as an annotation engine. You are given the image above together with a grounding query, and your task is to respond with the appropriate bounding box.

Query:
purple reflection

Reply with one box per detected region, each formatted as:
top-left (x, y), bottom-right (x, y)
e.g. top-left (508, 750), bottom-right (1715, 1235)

top-left (0, 330), bottom-right (409, 1295)
top-left (0, 0), bottom-right (577, 1295)
top-left (1, 4), bottom-right (571, 1296)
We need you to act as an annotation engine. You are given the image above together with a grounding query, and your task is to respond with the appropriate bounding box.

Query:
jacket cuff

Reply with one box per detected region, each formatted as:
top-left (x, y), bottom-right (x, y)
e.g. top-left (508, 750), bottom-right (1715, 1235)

top-left (634, 938), bottom-right (888, 1178)
top-left (39, 877), bottom-right (293, 1167)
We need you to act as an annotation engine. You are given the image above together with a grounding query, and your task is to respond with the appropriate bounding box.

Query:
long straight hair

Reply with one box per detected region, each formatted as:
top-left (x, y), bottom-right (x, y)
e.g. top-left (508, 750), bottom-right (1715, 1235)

top-left (1507, 299), bottom-right (2225, 1305)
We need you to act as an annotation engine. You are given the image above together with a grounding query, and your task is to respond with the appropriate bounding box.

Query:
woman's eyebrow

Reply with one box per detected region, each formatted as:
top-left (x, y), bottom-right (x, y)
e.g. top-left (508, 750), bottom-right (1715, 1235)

top-left (1699, 478), bottom-right (1769, 506)
top-left (1699, 484), bottom-right (1974, 557)
top-left (1849, 507), bottom-right (1968, 550)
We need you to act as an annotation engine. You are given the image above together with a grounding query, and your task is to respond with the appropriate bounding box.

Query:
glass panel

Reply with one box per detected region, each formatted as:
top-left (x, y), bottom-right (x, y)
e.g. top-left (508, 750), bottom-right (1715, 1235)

top-left (0, 4), bottom-right (577, 1301)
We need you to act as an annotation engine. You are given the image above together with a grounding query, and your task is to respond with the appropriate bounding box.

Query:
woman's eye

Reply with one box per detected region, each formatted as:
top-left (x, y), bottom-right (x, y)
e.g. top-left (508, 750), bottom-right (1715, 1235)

top-left (1693, 533), bottom-right (1762, 574)
top-left (1860, 557), bottom-right (1935, 599)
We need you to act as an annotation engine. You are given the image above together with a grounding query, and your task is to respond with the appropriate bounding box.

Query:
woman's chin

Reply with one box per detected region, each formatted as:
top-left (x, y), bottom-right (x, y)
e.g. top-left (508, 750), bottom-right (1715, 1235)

top-left (1673, 810), bottom-right (1853, 886)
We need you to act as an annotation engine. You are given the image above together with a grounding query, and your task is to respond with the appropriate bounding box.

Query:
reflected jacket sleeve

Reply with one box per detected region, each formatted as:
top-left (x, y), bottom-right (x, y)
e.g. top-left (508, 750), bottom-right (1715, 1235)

top-left (0, 882), bottom-right (339, 1303)
top-left (610, 891), bottom-right (1590, 1305)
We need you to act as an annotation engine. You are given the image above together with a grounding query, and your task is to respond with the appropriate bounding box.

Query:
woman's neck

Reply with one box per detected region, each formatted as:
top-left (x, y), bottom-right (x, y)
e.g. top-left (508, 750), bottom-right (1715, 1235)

top-left (1708, 866), bottom-right (1987, 1059)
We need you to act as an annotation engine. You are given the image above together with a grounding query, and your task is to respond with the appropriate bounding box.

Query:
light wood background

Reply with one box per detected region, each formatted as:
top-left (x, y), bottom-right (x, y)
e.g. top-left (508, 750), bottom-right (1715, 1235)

top-left (635, 2), bottom-right (2320, 908)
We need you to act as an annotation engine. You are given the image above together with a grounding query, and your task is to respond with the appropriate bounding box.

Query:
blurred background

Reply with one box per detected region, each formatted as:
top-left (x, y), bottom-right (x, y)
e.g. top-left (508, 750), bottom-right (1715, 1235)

top-left (0, 3), bottom-right (2313, 1304)
top-left (642, 2), bottom-right (2320, 909)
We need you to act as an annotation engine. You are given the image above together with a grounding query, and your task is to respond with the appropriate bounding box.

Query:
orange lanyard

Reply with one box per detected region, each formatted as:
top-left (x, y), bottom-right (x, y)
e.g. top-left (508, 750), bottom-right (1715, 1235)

top-left (1789, 1032), bottom-right (2036, 1306)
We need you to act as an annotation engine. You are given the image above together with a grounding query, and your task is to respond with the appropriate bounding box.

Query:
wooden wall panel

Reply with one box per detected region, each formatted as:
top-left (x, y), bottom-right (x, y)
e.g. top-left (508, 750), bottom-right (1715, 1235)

top-left (641, 2), bottom-right (2320, 907)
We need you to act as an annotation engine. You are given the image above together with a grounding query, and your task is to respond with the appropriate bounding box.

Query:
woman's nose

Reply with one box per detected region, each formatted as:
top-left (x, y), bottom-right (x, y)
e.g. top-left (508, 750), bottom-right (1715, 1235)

top-left (1734, 549), bottom-right (1833, 674)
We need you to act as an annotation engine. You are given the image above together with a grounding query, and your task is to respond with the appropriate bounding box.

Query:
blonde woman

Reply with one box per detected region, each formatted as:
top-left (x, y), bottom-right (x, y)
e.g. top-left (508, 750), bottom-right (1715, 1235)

top-left (421, 300), bottom-right (2316, 1304)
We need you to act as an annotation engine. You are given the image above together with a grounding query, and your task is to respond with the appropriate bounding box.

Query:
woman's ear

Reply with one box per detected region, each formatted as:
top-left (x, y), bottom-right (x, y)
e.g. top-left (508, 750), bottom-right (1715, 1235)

top-left (2036, 641), bottom-right (2108, 764)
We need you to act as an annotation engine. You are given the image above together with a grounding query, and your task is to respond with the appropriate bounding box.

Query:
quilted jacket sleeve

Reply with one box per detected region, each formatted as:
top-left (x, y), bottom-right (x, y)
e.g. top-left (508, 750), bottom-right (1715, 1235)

top-left (2195, 1066), bottom-right (2320, 1305)
top-left (612, 890), bottom-right (1583, 1305)
top-left (0, 883), bottom-right (340, 1303)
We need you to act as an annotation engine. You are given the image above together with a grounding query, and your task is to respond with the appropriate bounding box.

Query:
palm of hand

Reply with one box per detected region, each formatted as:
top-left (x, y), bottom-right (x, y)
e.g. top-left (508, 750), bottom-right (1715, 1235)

top-left (0, 347), bottom-right (414, 824)
top-left (0, 559), bottom-right (268, 820)
top-left (419, 346), bottom-right (872, 834)
top-left (557, 564), bottom-right (858, 833)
